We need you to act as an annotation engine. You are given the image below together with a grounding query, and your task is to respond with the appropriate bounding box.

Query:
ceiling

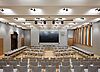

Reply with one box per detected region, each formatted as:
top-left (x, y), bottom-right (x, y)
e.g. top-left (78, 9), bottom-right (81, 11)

top-left (0, 0), bottom-right (100, 29)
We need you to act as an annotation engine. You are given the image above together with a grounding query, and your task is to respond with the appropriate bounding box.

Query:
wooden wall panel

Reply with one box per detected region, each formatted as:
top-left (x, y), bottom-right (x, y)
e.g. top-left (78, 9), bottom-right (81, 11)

top-left (0, 38), bottom-right (3, 56)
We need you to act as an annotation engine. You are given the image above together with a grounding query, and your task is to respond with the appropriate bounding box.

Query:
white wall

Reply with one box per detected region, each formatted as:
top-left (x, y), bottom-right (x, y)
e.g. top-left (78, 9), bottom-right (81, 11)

top-left (0, 22), bottom-right (25, 52)
top-left (31, 29), bottom-right (67, 46)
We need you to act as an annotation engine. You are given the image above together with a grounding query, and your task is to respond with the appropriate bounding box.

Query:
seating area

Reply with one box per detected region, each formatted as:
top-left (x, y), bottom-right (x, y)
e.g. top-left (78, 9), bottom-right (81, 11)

top-left (0, 57), bottom-right (100, 72)
top-left (0, 0), bottom-right (100, 72)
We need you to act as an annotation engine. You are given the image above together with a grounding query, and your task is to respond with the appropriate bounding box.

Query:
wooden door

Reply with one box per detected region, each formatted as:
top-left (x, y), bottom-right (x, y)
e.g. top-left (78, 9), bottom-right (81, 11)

top-left (21, 38), bottom-right (24, 46)
top-left (11, 32), bottom-right (18, 50)
top-left (0, 38), bottom-right (3, 56)
top-left (68, 38), bottom-right (73, 46)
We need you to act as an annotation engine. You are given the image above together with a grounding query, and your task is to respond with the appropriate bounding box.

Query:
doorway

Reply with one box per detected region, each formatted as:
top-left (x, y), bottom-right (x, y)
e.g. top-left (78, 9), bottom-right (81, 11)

top-left (21, 38), bottom-right (25, 46)
top-left (11, 32), bottom-right (18, 50)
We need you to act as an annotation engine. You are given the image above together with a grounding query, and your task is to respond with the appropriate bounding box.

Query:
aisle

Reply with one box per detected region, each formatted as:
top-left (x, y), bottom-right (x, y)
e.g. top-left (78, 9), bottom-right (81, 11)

top-left (44, 50), bottom-right (55, 58)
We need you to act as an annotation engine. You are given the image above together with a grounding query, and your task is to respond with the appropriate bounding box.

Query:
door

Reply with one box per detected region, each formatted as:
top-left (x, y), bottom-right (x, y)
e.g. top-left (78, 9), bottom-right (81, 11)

top-left (0, 38), bottom-right (3, 56)
top-left (11, 32), bottom-right (18, 50)
top-left (68, 38), bottom-right (73, 46)
top-left (21, 38), bottom-right (24, 46)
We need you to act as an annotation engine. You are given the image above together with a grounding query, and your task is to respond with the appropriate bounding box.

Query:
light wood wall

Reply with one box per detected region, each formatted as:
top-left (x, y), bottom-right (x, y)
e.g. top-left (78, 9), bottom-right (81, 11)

top-left (73, 24), bottom-right (92, 46)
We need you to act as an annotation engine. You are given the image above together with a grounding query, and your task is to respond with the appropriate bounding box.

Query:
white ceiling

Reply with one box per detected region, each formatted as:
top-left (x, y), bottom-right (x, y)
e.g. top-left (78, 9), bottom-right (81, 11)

top-left (0, 0), bottom-right (100, 29)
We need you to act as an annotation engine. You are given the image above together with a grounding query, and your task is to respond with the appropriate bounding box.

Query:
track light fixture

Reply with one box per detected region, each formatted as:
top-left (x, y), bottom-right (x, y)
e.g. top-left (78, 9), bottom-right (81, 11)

top-left (63, 8), bottom-right (68, 11)
top-left (14, 17), bottom-right (18, 20)
top-left (30, 8), bottom-right (36, 11)
top-left (95, 8), bottom-right (100, 11)
top-left (80, 17), bottom-right (85, 20)
top-left (0, 9), bottom-right (4, 12)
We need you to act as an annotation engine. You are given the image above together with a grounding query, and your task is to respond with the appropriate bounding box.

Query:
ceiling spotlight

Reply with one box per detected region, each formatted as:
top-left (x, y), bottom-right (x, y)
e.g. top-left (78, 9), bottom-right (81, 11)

top-left (14, 17), bottom-right (18, 20)
top-left (30, 8), bottom-right (33, 10)
top-left (1, 9), bottom-right (4, 12)
top-left (33, 8), bottom-right (36, 11)
top-left (98, 8), bottom-right (100, 11)
top-left (80, 17), bottom-right (85, 20)
top-left (63, 8), bottom-right (65, 10)
top-left (63, 8), bottom-right (68, 11)
top-left (30, 8), bottom-right (36, 11)
top-left (66, 9), bottom-right (68, 11)
top-left (95, 8), bottom-right (100, 11)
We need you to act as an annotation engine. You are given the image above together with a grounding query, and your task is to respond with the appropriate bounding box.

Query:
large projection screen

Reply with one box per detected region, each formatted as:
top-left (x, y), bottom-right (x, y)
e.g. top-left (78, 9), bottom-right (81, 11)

top-left (39, 31), bottom-right (59, 43)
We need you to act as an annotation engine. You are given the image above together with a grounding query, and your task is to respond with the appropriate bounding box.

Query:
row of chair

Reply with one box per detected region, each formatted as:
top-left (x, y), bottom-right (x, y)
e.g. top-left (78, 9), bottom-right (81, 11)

top-left (2, 65), bottom-right (99, 72)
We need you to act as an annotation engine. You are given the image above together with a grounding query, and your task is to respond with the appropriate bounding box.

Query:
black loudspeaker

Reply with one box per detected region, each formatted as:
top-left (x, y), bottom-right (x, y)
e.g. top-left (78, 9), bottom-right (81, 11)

top-left (61, 21), bottom-right (64, 24)
top-left (35, 21), bottom-right (37, 24)
top-left (44, 21), bottom-right (46, 24)
top-left (52, 20), bottom-right (55, 24)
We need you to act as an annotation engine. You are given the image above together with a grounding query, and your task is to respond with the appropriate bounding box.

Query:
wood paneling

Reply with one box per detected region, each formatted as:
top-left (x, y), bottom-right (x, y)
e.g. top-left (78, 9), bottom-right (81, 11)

top-left (68, 38), bottom-right (73, 46)
top-left (0, 38), bottom-right (3, 56)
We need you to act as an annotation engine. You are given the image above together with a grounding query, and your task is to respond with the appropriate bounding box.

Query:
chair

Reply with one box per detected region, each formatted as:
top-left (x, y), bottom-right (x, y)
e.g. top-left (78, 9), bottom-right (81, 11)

top-left (62, 61), bottom-right (70, 66)
top-left (31, 66), bottom-right (42, 72)
top-left (17, 66), bottom-right (27, 72)
top-left (30, 61), bottom-right (38, 66)
top-left (8, 60), bottom-right (19, 68)
top-left (3, 66), bottom-right (13, 72)
top-left (59, 66), bottom-right (71, 72)
top-left (0, 61), bottom-right (6, 69)
top-left (45, 66), bottom-right (56, 72)
top-left (74, 66), bottom-right (85, 72)
top-left (88, 66), bottom-right (98, 72)
top-left (20, 62), bottom-right (27, 66)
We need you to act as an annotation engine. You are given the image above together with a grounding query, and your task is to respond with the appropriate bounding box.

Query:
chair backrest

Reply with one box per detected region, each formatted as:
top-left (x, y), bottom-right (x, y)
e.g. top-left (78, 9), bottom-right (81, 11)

top-left (30, 61), bottom-right (38, 66)
top-left (62, 61), bottom-right (70, 66)
top-left (59, 66), bottom-right (71, 72)
top-left (88, 66), bottom-right (98, 72)
top-left (45, 66), bottom-right (56, 72)
top-left (17, 66), bottom-right (27, 72)
top-left (31, 66), bottom-right (42, 72)
top-left (74, 66), bottom-right (85, 72)
top-left (3, 66), bottom-right (13, 72)
top-left (20, 61), bottom-right (27, 66)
